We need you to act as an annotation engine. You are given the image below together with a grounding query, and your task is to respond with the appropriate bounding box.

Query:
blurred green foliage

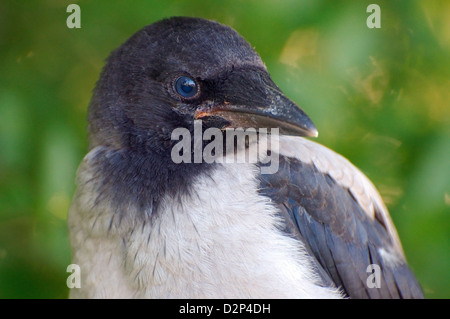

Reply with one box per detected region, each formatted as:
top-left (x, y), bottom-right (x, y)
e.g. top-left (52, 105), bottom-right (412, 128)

top-left (0, 0), bottom-right (448, 298)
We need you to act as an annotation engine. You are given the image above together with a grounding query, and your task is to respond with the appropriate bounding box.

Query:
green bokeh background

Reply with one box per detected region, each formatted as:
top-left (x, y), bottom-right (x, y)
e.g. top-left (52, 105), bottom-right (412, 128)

top-left (0, 0), bottom-right (449, 298)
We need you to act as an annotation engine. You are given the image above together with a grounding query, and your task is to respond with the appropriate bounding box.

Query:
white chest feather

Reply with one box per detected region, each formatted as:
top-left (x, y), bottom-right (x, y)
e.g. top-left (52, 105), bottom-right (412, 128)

top-left (69, 149), bottom-right (342, 298)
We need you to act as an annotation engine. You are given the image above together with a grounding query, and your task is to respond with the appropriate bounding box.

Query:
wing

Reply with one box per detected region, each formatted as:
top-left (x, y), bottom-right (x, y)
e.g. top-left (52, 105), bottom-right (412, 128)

top-left (258, 136), bottom-right (424, 298)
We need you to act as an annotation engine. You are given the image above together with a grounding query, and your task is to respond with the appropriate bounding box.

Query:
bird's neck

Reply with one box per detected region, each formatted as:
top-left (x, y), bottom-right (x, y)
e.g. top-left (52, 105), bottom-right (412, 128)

top-left (83, 145), bottom-right (215, 219)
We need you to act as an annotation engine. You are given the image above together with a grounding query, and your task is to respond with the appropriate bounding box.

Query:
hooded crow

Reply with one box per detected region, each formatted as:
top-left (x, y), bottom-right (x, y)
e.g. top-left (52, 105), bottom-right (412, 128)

top-left (68, 17), bottom-right (424, 299)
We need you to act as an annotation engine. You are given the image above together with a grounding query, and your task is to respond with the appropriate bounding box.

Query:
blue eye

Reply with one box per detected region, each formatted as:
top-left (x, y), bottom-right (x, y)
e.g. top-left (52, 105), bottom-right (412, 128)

top-left (175, 76), bottom-right (198, 98)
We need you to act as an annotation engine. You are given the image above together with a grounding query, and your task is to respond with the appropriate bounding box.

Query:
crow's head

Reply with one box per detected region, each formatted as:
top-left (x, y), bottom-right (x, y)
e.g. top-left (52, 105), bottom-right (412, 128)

top-left (88, 17), bottom-right (317, 158)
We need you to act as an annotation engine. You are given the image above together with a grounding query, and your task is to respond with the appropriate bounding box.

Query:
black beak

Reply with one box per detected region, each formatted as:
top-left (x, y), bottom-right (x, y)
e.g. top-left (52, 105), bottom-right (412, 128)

top-left (195, 68), bottom-right (318, 138)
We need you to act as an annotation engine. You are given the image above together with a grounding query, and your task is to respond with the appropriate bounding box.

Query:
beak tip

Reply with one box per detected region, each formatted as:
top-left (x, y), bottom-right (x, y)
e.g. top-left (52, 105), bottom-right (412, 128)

top-left (301, 121), bottom-right (318, 138)
top-left (310, 127), bottom-right (319, 138)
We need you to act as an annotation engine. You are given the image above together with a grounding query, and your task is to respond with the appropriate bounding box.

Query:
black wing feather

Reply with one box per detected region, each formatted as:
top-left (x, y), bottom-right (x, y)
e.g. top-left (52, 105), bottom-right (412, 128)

top-left (259, 155), bottom-right (423, 299)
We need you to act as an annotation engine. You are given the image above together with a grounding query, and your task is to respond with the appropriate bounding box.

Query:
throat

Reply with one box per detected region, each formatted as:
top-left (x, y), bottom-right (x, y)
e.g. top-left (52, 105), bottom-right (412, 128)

top-left (88, 146), bottom-right (215, 220)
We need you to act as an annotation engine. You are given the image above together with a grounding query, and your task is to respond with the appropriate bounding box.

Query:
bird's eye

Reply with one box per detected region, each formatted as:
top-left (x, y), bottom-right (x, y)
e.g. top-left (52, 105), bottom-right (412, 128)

top-left (174, 76), bottom-right (198, 98)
